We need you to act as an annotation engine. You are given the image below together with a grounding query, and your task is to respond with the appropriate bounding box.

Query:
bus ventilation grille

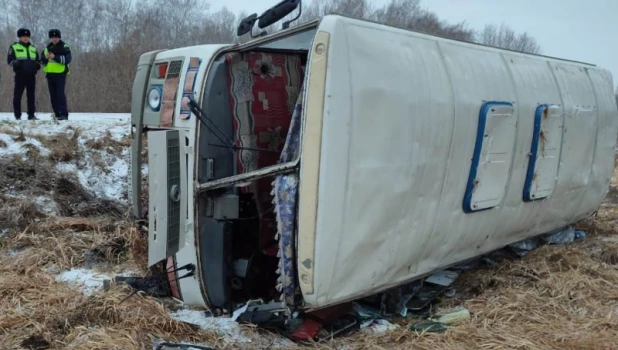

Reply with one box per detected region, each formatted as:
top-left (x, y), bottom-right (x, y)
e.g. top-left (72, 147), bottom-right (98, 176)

top-left (166, 60), bottom-right (183, 79)
top-left (166, 130), bottom-right (181, 256)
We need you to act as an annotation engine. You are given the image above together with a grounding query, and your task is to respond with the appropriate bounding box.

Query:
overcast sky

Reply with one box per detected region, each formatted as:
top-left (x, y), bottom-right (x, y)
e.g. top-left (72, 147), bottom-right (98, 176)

top-left (208, 0), bottom-right (618, 89)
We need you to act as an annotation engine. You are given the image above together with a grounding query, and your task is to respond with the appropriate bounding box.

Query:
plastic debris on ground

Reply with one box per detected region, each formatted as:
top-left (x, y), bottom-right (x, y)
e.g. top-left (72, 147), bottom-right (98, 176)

top-left (509, 226), bottom-right (586, 257)
top-left (290, 319), bottom-right (321, 340)
top-left (509, 238), bottom-right (539, 257)
top-left (410, 306), bottom-right (470, 333)
top-left (429, 306), bottom-right (471, 325)
top-left (405, 283), bottom-right (445, 312)
top-left (360, 318), bottom-right (399, 334)
top-left (542, 226), bottom-right (586, 244)
top-left (425, 270), bottom-right (460, 287)
top-left (352, 303), bottom-right (398, 334)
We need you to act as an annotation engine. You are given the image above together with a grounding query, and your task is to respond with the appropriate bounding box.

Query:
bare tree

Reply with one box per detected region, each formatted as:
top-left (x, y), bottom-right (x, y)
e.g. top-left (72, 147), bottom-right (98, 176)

top-left (0, 0), bottom-right (543, 114)
top-left (370, 0), bottom-right (474, 41)
top-left (478, 23), bottom-right (541, 54)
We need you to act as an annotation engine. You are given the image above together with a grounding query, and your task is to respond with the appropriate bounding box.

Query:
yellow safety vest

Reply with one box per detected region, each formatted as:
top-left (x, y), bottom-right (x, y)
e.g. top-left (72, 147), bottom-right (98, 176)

top-left (43, 46), bottom-right (70, 74)
top-left (12, 43), bottom-right (37, 60)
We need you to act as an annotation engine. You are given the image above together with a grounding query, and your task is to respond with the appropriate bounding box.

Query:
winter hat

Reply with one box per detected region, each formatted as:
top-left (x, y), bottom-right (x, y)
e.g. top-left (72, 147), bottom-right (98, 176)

top-left (49, 29), bottom-right (61, 38)
top-left (17, 28), bottom-right (31, 38)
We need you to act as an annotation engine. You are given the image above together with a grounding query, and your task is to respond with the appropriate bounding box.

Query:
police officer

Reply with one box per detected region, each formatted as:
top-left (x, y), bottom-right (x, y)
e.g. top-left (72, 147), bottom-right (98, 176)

top-left (7, 28), bottom-right (40, 120)
top-left (42, 29), bottom-right (71, 121)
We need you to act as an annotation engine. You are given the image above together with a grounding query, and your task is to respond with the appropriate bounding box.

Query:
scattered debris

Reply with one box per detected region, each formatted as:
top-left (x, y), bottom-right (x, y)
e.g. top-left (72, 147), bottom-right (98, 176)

top-left (405, 283), bottom-right (446, 312)
top-left (510, 226), bottom-right (586, 257)
top-left (429, 306), bottom-right (471, 325)
top-left (319, 315), bottom-right (358, 339)
top-left (509, 238), bottom-right (539, 257)
top-left (290, 319), bottom-right (321, 340)
top-left (360, 319), bottom-right (399, 334)
top-left (542, 226), bottom-right (586, 244)
top-left (425, 270), bottom-right (460, 287)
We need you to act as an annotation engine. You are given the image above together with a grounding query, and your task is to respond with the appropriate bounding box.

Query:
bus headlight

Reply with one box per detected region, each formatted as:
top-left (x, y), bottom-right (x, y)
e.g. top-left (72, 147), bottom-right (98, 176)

top-left (147, 86), bottom-right (162, 111)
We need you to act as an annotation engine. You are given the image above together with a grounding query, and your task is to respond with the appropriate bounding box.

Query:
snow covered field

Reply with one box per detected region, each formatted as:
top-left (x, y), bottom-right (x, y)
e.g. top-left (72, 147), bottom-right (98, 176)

top-left (0, 113), bottom-right (132, 200)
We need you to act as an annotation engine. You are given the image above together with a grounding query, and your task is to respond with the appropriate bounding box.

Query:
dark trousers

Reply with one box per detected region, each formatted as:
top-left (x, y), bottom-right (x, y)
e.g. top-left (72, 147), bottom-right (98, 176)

top-left (47, 74), bottom-right (68, 119)
top-left (13, 73), bottom-right (36, 119)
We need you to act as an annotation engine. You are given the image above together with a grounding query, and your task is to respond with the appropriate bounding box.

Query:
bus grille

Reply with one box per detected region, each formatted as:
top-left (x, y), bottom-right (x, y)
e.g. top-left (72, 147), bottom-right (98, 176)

top-left (166, 60), bottom-right (183, 79)
top-left (166, 130), bottom-right (181, 256)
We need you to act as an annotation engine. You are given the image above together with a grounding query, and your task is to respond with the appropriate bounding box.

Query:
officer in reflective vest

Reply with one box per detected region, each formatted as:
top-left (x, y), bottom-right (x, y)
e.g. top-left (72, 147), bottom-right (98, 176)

top-left (6, 28), bottom-right (41, 120)
top-left (42, 29), bottom-right (71, 121)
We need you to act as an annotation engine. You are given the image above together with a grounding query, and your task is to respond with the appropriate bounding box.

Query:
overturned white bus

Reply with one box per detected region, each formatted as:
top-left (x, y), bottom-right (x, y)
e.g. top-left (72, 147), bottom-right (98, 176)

top-left (129, 4), bottom-right (618, 315)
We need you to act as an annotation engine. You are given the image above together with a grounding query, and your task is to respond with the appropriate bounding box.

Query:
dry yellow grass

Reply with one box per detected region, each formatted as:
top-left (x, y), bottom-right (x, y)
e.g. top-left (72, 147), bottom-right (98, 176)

top-left (1, 149), bottom-right (618, 349)
top-left (3, 204), bottom-right (617, 350)
top-left (0, 213), bottom-right (222, 350)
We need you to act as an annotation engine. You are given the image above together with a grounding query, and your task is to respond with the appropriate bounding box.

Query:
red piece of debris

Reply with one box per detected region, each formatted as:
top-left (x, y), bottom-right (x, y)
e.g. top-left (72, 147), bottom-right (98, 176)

top-left (291, 319), bottom-right (321, 340)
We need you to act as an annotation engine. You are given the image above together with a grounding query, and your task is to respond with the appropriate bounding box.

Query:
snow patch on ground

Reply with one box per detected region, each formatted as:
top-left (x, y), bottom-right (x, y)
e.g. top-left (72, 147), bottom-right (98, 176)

top-left (169, 309), bottom-right (253, 344)
top-left (55, 268), bottom-right (112, 296)
top-left (33, 196), bottom-right (59, 216)
top-left (0, 113), bottom-right (133, 201)
top-left (56, 148), bottom-right (131, 200)
top-left (0, 132), bottom-right (50, 158)
top-left (55, 268), bottom-right (137, 296)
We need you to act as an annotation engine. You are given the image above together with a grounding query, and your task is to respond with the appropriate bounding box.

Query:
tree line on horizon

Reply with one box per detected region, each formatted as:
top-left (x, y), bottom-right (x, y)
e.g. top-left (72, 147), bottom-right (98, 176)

top-left (0, 0), bottom-right (560, 114)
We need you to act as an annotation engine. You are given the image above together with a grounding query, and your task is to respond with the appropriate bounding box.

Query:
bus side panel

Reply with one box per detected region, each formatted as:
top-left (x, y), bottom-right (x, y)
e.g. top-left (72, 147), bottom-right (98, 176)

top-left (574, 69), bottom-right (618, 221)
top-left (299, 16), bottom-right (618, 309)
top-left (489, 55), bottom-right (563, 243)
top-left (299, 17), bottom-right (457, 304)
top-left (419, 40), bottom-right (519, 272)
top-left (537, 63), bottom-right (598, 228)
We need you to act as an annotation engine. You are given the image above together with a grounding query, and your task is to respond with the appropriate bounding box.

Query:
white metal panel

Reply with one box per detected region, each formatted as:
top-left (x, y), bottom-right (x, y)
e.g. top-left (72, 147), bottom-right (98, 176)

top-left (490, 56), bottom-right (565, 242)
top-left (147, 129), bottom-right (188, 266)
top-left (300, 15), bottom-right (618, 310)
top-left (573, 69), bottom-right (618, 221)
top-left (415, 40), bottom-right (517, 275)
top-left (524, 104), bottom-right (563, 201)
top-left (302, 16), bottom-right (457, 304)
top-left (148, 130), bottom-right (169, 266)
top-left (465, 102), bottom-right (516, 212)
top-left (171, 128), bottom-right (205, 306)
top-left (536, 62), bottom-right (598, 229)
